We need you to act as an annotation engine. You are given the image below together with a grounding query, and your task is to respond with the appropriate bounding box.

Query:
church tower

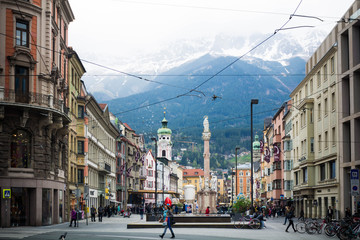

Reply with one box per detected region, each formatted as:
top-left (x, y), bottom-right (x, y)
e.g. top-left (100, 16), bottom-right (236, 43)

top-left (157, 112), bottom-right (172, 160)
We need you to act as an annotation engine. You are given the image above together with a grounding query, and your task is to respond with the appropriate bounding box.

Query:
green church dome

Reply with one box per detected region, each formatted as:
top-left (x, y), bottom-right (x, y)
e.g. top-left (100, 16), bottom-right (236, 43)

top-left (157, 117), bottom-right (172, 135)
top-left (253, 135), bottom-right (260, 150)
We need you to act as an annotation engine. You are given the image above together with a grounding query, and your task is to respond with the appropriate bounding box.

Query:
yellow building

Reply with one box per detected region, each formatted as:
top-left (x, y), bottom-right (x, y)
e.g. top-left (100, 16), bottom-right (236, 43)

top-left (182, 169), bottom-right (204, 199)
top-left (217, 178), bottom-right (227, 204)
top-left (67, 49), bottom-right (86, 210)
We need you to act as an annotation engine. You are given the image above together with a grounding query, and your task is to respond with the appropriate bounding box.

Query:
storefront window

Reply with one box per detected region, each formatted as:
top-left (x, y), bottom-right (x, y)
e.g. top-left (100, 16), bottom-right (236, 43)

top-left (10, 188), bottom-right (27, 226)
top-left (11, 130), bottom-right (31, 168)
top-left (42, 189), bottom-right (52, 225)
top-left (59, 190), bottom-right (63, 223)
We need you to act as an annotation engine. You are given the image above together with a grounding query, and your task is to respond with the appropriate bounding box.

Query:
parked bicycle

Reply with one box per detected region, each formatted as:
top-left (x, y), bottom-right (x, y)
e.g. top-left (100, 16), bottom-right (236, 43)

top-left (233, 214), bottom-right (260, 229)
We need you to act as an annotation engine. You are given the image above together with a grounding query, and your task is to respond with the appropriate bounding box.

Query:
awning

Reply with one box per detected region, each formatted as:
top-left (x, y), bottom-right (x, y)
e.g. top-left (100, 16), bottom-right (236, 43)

top-left (110, 200), bottom-right (120, 203)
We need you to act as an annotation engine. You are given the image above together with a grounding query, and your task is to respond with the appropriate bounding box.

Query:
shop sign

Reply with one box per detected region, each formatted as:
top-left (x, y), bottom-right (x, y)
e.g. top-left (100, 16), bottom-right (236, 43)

top-left (89, 189), bottom-right (98, 198)
top-left (3, 189), bottom-right (11, 198)
top-left (351, 169), bottom-right (359, 196)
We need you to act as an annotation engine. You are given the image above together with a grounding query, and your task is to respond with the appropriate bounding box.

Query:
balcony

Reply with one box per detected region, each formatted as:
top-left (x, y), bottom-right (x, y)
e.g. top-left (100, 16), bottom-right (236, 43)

top-left (99, 161), bottom-right (111, 174)
top-left (0, 89), bottom-right (65, 112)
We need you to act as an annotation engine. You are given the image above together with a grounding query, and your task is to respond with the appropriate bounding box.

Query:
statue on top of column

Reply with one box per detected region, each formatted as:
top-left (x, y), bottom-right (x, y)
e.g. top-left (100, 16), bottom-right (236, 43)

top-left (203, 115), bottom-right (209, 133)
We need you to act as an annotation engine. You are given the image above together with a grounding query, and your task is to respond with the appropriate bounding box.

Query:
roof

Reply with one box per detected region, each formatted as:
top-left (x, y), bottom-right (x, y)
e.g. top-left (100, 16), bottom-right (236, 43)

top-left (124, 123), bottom-right (134, 132)
top-left (99, 104), bottom-right (107, 111)
top-left (183, 169), bottom-right (204, 177)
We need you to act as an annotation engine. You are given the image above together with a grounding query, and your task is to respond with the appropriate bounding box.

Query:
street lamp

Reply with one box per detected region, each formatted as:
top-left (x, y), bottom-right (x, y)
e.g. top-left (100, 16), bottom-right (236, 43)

top-left (231, 168), bottom-right (234, 206)
top-left (250, 99), bottom-right (258, 211)
top-left (235, 147), bottom-right (240, 197)
top-left (151, 137), bottom-right (158, 207)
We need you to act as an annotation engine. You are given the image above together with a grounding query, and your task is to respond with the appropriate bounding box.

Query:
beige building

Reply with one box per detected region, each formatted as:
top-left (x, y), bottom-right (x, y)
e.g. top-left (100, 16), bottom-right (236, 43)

top-left (85, 98), bottom-right (118, 209)
top-left (67, 49), bottom-right (86, 211)
top-left (337, 1), bottom-right (360, 216)
top-left (290, 30), bottom-right (339, 218)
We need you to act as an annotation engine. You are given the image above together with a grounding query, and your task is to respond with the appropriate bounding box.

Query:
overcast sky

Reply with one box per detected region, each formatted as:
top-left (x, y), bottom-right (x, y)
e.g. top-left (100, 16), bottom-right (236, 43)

top-left (68, 0), bottom-right (354, 70)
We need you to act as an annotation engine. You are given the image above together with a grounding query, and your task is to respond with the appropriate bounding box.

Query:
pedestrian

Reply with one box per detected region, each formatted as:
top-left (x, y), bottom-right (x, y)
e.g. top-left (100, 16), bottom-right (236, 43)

top-left (139, 204), bottom-right (144, 220)
top-left (117, 205), bottom-right (121, 215)
top-left (285, 207), bottom-right (296, 233)
top-left (345, 207), bottom-right (351, 218)
top-left (159, 205), bottom-right (175, 239)
top-left (283, 206), bottom-right (289, 225)
top-left (98, 205), bottom-right (104, 222)
top-left (205, 206), bottom-right (210, 215)
top-left (257, 212), bottom-right (266, 229)
top-left (327, 206), bottom-right (334, 221)
top-left (90, 205), bottom-right (96, 222)
top-left (69, 208), bottom-right (77, 227)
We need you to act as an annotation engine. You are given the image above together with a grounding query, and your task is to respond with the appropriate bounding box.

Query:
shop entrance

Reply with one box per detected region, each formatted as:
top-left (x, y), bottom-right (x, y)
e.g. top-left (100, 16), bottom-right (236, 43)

top-left (10, 188), bottom-right (29, 227)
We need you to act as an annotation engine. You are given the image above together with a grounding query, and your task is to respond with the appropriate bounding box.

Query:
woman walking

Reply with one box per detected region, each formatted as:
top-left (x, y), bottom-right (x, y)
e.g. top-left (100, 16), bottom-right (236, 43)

top-left (159, 205), bottom-right (175, 239)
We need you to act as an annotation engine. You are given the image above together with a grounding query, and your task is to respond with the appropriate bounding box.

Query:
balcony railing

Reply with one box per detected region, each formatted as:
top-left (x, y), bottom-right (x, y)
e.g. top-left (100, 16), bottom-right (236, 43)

top-left (0, 89), bottom-right (65, 112)
top-left (99, 161), bottom-right (111, 174)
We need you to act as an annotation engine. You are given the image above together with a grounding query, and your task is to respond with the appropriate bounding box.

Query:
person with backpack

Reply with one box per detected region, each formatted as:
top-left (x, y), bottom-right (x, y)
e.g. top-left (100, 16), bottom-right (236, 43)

top-left (98, 205), bottom-right (104, 222)
top-left (159, 205), bottom-right (175, 239)
top-left (90, 205), bottom-right (96, 222)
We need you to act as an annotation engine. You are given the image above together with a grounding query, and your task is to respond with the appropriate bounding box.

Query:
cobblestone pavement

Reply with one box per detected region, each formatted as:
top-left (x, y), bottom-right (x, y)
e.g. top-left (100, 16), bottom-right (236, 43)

top-left (0, 214), bottom-right (332, 240)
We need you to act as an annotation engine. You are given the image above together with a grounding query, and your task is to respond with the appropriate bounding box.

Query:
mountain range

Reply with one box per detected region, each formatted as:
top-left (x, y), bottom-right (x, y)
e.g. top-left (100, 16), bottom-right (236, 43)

top-left (83, 30), bottom-right (327, 153)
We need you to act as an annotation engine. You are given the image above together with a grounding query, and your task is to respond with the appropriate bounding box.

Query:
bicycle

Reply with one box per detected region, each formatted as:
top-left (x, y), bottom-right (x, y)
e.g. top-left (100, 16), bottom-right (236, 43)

top-left (296, 218), bottom-right (312, 234)
top-left (305, 218), bottom-right (327, 234)
top-left (233, 214), bottom-right (260, 229)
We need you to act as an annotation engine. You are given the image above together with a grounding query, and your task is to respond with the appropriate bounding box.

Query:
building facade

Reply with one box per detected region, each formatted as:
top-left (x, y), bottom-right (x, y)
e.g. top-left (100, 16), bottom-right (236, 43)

top-left (0, 0), bottom-right (74, 227)
top-left (85, 99), bottom-right (118, 209)
top-left (290, 29), bottom-right (339, 218)
top-left (337, 1), bottom-right (360, 216)
top-left (67, 49), bottom-right (86, 211)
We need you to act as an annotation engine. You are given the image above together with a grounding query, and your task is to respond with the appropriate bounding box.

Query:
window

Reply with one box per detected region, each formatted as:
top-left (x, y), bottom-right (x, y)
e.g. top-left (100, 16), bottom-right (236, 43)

top-left (15, 66), bottom-right (29, 103)
top-left (303, 167), bottom-right (308, 183)
top-left (332, 127), bottom-right (336, 146)
top-left (330, 161), bottom-right (336, 179)
top-left (11, 129), bottom-right (31, 168)
top-left (284, 160), bottom-right (293, 171)
top-left (240, 178), bottom-right (243, 183)
top-left (77, 140), bottom-right (84, 154)
top-left (318, 135), bottom-right (322, 152)
top-left (320, 164), bottom-right (326, 181)
top-left (324, 98), bottom-right (328, 116)
top-left (305, 84), bottom-right (308, 97)
top-left (78, 169), bottom-right (84, 184)
top-left (323, 64), bottom-right (328, 82)
top-left (295, 172), bottom-right (299, 185)
top-left (16, 20), bottom-right (29, 47)
top-left (310, 138), bottom-right (314, 152)
top-left (325, 131), bottom-right (329, 149)
top-left (78, 105), bottom-right (84, 118)
top-left (273, 180), bottom-right (282, 189)
top-left (332, 92), bottom-right (336, 111)
top-left (317, 71), bottom-right (321, 87)
top-left (318, 103), bottom-right (321, 120)
top-left (331, 56), bottom-right (335, 74)
top-left (310, 109), bottom-right (313, 123)
top-left (148, 170), bottom-right (153, 176)
top-left (162, 150), bottom-right (166, 157)
top-left (273, 161), bottom-right (281, 170)
top-left (284, 180), bottom-right (293, 190)
top-left (310, 79), bottom-right (313, 94)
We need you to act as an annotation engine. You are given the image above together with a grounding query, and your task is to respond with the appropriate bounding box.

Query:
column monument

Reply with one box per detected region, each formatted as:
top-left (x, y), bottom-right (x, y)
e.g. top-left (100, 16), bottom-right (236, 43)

top-left (197, 116), bottom-right (217, 214)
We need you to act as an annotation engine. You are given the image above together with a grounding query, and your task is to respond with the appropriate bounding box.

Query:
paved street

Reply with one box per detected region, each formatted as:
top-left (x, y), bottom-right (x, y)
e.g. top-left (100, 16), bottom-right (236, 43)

top-left (0, 215), bottom-right (330, 240)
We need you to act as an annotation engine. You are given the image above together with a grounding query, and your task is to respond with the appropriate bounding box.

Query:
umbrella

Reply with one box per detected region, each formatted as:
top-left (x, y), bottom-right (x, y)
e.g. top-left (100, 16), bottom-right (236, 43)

top-left (164, 197), bottom-right (172, 206)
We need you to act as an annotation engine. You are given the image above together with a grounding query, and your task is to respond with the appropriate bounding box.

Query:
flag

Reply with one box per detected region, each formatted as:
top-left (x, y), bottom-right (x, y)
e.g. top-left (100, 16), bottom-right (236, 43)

top-left (126, 166), bottom-right (133, 176)
top-left (119, 164), bottom-right (125, 175)
top-left (264, 146), bottom-right (270, 163)
top-left (273, 144), bottom-right (281, 162)
top-left (260, 140), bottom-right (264, 153)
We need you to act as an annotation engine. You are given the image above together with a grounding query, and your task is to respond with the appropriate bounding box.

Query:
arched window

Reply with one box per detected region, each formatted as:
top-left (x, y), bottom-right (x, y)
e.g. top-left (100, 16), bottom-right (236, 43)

top-left (162, 150), bottom-right (166, 157)
top-left (11, 129), bottom-right (31, 168)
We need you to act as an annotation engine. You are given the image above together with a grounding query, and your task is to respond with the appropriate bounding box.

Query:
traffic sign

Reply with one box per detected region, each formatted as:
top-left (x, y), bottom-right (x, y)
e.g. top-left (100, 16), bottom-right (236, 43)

top-left (3, 189), bottom-right (11, 198)
top-left (351, 169), bottom-right (359, 196)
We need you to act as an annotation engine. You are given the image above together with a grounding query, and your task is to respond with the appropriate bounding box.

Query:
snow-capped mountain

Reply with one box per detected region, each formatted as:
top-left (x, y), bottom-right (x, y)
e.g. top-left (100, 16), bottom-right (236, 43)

top-left (84, 30), bottom-right (327, 101)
